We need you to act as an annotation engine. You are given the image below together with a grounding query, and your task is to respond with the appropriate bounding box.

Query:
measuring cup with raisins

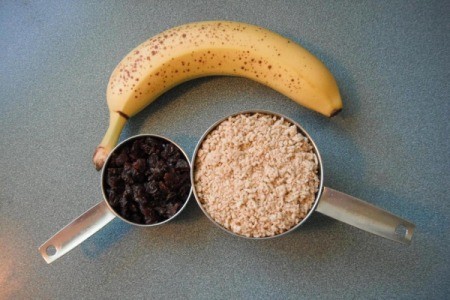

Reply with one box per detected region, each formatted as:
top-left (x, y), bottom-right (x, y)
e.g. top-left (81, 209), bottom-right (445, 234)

top-left (39, 135), bottom-right (192, 264)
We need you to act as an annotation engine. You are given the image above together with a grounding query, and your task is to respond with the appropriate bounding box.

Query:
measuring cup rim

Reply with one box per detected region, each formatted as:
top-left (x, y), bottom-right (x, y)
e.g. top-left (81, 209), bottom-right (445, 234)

top-left (190, 109), bottom-right (325, 239)
top-left (101, 133), bottom-right (193, 227)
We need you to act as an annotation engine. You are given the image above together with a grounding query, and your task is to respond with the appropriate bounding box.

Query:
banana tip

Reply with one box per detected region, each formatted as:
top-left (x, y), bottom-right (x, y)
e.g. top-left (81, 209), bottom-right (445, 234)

top-left (329, 107), bottom-right (342, 117)
top-left (93, 146), bottom-right (108, 171)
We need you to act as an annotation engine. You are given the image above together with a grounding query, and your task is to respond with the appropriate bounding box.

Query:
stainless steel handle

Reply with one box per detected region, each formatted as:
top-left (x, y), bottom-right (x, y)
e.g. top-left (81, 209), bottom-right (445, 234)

top-left (316, 187), bottom-right (415, 244)
top-left (39, 201), bottom-right (116, 263)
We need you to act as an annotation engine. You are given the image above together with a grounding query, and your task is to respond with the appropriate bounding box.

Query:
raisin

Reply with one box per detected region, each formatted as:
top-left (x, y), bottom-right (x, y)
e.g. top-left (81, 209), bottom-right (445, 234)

top-left (130, 213), bottom-right (143, 224)
top-left (108, 153), bottom-right (118, 167)
top-left (149, 169), bottom-right (163, 181)
top-left (115, 151), bottom-right (129, 166)
top-left (108, 190), bottom-right (119, 207)
top-left (163, 170), bottom-right (175, 184)
top-left (143, 209), bottom-right (159, 224)
top-left (129, 203), bottom-right (138, 214)
top-left (133, 184), bottom-right (145, 196)
top-left (154, 206), bottom-right (166, 216)
top-left (175, 159), bottom-right (189, 170)
top-left (132, 185), bottom-right (147, 203)
top-left (132, 158), bottom-right (146, 173)
top-left (143, 137), bottom-right (160, 151)
top-left (131, 168), bottom-right (146, 183)
top-left (141, 140), bottom-right (160, 155)
top-left (179, 183), bottom-right (191, 199)
top-left (119, 196), bottom-right (128, 208)
top-left (148, 153), bottom-right (159, 166)
top-left (158, 181), bottom-right (169, 194)
top-left (144, 180), bottom-right (159, 196)
top-left (166, 192), bottom-right (177, 201)
top-left (121, 162), bottom-right (134, 184)
top-left (161, 143), bottom-right (176, 159)
top-left (144, 216), bottom-right (158, 225)
top-left (106, 175), bottom-right (121, 188)
top-left (123, 184), bottom-right (133, 198)
top-left (156, 160), bottom-right (167, 171)
top-left (166, 202), bottom-right (181, 217)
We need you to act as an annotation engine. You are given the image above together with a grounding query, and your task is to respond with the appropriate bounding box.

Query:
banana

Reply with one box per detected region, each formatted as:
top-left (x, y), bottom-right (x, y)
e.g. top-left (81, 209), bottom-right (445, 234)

top-left (93, 20), bottom-right (342, 170)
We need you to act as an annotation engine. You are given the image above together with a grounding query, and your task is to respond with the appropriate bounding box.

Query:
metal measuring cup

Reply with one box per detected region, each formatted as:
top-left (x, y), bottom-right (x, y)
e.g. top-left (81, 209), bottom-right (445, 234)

top-left (39, 134), bottom-right (192, 263)
top-left (190, 110), bottom-right (415, 243)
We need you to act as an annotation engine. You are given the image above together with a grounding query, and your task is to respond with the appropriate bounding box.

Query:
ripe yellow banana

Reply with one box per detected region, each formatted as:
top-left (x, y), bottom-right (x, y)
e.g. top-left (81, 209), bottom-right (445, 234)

top-left (93, 20), bottom-right (342, 170)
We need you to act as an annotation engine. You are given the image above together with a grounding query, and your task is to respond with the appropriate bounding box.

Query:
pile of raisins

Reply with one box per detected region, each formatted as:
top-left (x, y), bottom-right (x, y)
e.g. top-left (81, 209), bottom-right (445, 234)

top-left (104, 136), bottom-right (191, 225)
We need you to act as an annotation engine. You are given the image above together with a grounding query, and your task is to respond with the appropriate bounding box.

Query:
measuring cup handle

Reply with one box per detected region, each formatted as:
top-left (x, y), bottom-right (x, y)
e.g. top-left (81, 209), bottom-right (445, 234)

top-left (316, 187), bottom-right (415, 244)
top-left (38, 201), bottom-right (116, 263)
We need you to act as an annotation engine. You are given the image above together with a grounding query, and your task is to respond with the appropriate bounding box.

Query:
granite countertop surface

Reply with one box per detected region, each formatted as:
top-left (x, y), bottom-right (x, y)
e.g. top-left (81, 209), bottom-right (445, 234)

top-left (1, 1), bottom-right (449, 299)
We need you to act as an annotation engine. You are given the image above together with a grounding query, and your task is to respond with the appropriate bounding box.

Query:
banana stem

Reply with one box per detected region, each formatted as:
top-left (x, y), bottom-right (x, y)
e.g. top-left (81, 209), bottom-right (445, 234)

top-left (92, 112), bottom-right (127, 170)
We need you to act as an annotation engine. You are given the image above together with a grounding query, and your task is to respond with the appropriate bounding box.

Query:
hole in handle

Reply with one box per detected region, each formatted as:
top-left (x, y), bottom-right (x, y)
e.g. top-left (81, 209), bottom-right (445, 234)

top-left (46, 245), bottom-right (57, 256)
top-left (395, 224), bottom-right (408, 238)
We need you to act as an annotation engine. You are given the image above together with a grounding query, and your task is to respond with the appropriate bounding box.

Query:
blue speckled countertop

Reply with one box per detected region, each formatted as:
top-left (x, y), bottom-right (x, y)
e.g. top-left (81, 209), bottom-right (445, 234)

top-left (1, 1), bottom-right (449, 298)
